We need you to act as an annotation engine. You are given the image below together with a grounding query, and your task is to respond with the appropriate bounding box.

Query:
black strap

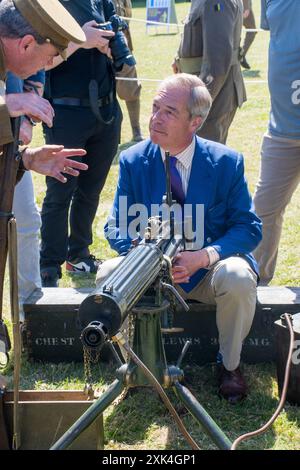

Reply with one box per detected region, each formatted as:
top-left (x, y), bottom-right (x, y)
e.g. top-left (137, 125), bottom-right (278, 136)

top-left (89, 50), bottom-right (115, 125)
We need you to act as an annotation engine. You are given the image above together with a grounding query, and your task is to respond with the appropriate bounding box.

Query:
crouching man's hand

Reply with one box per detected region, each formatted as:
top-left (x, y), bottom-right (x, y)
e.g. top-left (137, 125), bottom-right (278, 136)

top-left (21, 145), bottom-right (87, 183)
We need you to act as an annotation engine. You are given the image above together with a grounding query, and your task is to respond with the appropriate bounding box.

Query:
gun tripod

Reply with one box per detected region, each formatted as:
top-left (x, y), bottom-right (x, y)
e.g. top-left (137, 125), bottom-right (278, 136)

top-left (50, 293), bottom-right (232, 450)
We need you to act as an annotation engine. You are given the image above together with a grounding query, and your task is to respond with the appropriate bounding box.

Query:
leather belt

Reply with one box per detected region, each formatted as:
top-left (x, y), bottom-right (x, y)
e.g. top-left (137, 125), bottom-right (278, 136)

top-left (52, 91), bottom-right (114, 108)
top-left (177, 48), bottom-right (241, 74)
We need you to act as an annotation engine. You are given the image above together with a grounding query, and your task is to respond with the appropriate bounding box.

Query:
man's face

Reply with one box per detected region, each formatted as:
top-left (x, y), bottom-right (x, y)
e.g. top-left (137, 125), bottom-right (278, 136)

top-left (10, 38), bottom-right (59, 78)
top-left (149, 84), bottom-right (201, 153)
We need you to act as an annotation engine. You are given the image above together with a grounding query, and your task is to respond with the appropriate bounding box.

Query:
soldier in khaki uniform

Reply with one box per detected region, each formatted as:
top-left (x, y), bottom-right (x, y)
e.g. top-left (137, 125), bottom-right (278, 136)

top-left (0, 0), bottom-right (88, 178)
top-left (0, 0), bottom-right (89, 386)
top-left (240, 0), bottom-right (257, 70)
top-left (172, 0), bottom-right (246, 144)
top-left (113, 0), bottom-right (143, 142)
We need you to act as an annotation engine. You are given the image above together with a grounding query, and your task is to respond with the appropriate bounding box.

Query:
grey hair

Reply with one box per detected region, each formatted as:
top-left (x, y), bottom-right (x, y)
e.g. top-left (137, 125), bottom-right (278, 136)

top-left (0, 0), bottom-right (45, 44)
top-left (159, 73), bottom-right (212, 128)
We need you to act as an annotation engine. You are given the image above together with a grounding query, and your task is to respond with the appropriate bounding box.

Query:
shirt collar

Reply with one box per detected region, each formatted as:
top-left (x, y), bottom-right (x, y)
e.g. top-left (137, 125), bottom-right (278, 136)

top-left (160, 137), bottom-right (196, 170)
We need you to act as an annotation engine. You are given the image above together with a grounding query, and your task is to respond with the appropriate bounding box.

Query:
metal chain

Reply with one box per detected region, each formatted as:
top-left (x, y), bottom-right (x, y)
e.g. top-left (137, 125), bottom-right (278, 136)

top-left (120, 313), bottom-right (135, 362)
top-left (83, 345), bottom-right (102, 398)
top-left (160, 266), bottom-right (176, 329)
top-left (127, 313), bottom-right (135, 348)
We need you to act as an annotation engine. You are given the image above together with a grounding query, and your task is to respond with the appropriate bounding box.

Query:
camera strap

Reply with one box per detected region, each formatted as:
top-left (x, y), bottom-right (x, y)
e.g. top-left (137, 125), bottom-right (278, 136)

top-left (89, 51), bottom-right (115, 125)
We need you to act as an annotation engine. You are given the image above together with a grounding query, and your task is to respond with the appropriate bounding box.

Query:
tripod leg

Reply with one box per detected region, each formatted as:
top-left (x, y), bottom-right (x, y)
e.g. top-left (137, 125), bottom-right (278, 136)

top-left (50, 379), bottom-right (125, 450)
top-left (173, 382), bottom-right (232, 450)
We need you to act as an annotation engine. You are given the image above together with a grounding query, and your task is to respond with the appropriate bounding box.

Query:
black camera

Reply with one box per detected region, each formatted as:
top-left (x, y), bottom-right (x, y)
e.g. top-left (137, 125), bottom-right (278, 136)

top-left (97, 15), bottom-right (136, 71)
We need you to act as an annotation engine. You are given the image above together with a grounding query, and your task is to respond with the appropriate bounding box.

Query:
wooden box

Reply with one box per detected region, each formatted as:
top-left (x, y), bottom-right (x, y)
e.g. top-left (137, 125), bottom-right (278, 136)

top-left (3, 390), bottom-right (104, 450)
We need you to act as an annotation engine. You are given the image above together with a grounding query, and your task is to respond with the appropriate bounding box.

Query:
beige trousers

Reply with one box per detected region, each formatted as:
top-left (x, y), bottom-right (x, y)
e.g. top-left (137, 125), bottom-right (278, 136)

top-left (96, 256), bottom-right (257, 371)
top-left (253, 133), bottom-right (300, 285)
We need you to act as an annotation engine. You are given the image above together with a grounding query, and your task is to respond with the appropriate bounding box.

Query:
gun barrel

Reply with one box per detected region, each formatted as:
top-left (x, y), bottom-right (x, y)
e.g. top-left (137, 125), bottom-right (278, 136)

top-left (79, 243), bottom-right (164, 342)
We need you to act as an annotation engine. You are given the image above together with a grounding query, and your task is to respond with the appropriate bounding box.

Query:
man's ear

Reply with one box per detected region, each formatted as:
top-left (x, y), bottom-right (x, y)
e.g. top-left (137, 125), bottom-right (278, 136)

top-left (18, 35), bottom-right (36, 55)
top-left (190, 115), bottom-right (202, 133)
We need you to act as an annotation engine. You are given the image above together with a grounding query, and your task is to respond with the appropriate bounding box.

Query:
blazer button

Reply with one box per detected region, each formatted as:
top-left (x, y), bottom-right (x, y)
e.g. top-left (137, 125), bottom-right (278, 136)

top-left (207, 237), bottom-right (212, 243)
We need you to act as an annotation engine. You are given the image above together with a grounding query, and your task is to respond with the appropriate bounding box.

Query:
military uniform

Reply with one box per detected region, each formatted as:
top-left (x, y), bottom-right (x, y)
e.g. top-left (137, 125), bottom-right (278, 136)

top-left (241, 0), bottom-right (257, 69)
top-left (0, 47), bottom-right (13, 146)
top-left (0, 0), bottom-right (85, 407)
top-left (174, 0), bottom-right (246, 144)
top-left (113, 0), bottom-right (143, 142)
top-left (0, 0), bottom-right (85, 151)
top-left (40, 0), bottom-right (122, 282)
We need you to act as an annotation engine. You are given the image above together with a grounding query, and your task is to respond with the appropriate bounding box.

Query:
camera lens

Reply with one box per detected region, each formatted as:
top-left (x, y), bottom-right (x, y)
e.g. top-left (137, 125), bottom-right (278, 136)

top-left (97, 15), bottom-right (136, 71)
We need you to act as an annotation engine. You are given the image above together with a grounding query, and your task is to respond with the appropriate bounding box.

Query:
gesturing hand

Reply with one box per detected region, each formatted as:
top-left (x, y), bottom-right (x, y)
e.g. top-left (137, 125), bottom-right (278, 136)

top-left (22, 145), bottom-right (88, 183)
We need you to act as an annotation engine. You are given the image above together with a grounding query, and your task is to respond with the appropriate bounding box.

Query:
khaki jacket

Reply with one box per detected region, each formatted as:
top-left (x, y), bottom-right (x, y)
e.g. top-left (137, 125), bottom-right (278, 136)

top-left (0, 42), bottom-right (13, 146)
top-left (176, 0), bottom-right (246, 117)
top-left (0, 41), bottom-right (23, 185)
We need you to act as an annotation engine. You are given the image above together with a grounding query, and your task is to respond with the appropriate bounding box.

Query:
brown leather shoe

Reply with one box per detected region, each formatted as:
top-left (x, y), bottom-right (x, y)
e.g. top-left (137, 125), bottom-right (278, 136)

top-left (218, 365), bottom-right (247, 404)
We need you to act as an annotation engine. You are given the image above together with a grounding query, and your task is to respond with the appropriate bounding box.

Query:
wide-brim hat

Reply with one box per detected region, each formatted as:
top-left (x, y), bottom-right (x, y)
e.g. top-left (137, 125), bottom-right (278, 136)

top-left (13, 0), bottom-right (86, 59)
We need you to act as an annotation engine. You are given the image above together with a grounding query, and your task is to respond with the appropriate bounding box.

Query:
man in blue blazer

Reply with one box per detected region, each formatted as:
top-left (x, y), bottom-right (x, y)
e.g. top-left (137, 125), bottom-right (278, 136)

top-left (99, 74), bottom-right (262, 404)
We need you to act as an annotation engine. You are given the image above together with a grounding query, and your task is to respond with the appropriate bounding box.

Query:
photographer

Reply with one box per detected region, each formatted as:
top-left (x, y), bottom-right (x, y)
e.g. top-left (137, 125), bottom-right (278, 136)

top-left (40, 0), bottom-right (123, 287)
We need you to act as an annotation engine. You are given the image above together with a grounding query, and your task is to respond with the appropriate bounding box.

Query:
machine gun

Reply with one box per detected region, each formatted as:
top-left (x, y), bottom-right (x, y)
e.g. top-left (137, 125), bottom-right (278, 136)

top-left (51, 152), bottom-right (233, 451)
top-left (79, 151), bottom-right (188, 350)
top-left (79, 216), bottom-right (187, 350)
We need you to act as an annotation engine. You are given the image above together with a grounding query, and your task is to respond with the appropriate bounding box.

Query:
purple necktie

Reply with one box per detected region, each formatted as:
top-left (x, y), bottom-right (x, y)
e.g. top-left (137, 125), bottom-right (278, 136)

top-left (169, 156), bottom-right (185, 205)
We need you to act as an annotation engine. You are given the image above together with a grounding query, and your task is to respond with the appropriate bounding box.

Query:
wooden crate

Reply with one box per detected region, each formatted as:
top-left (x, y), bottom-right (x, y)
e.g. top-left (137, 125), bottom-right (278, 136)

top-left (3, 390), bottom-right (104, 450)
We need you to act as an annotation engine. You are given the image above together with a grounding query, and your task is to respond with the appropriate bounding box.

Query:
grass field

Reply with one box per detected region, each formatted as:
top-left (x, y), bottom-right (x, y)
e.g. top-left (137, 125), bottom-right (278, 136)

top-left (2, 0), bottom-right (300, 450)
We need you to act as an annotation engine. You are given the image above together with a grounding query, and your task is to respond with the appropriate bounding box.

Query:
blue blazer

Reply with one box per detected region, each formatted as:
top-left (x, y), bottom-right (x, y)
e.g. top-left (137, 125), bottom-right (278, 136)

top-left (105, 137), bottom-right (262, 288)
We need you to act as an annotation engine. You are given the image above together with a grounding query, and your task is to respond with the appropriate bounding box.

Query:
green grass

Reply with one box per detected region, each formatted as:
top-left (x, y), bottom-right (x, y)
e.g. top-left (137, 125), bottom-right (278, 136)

top-left (1, 1), bottom-right (300, 450)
